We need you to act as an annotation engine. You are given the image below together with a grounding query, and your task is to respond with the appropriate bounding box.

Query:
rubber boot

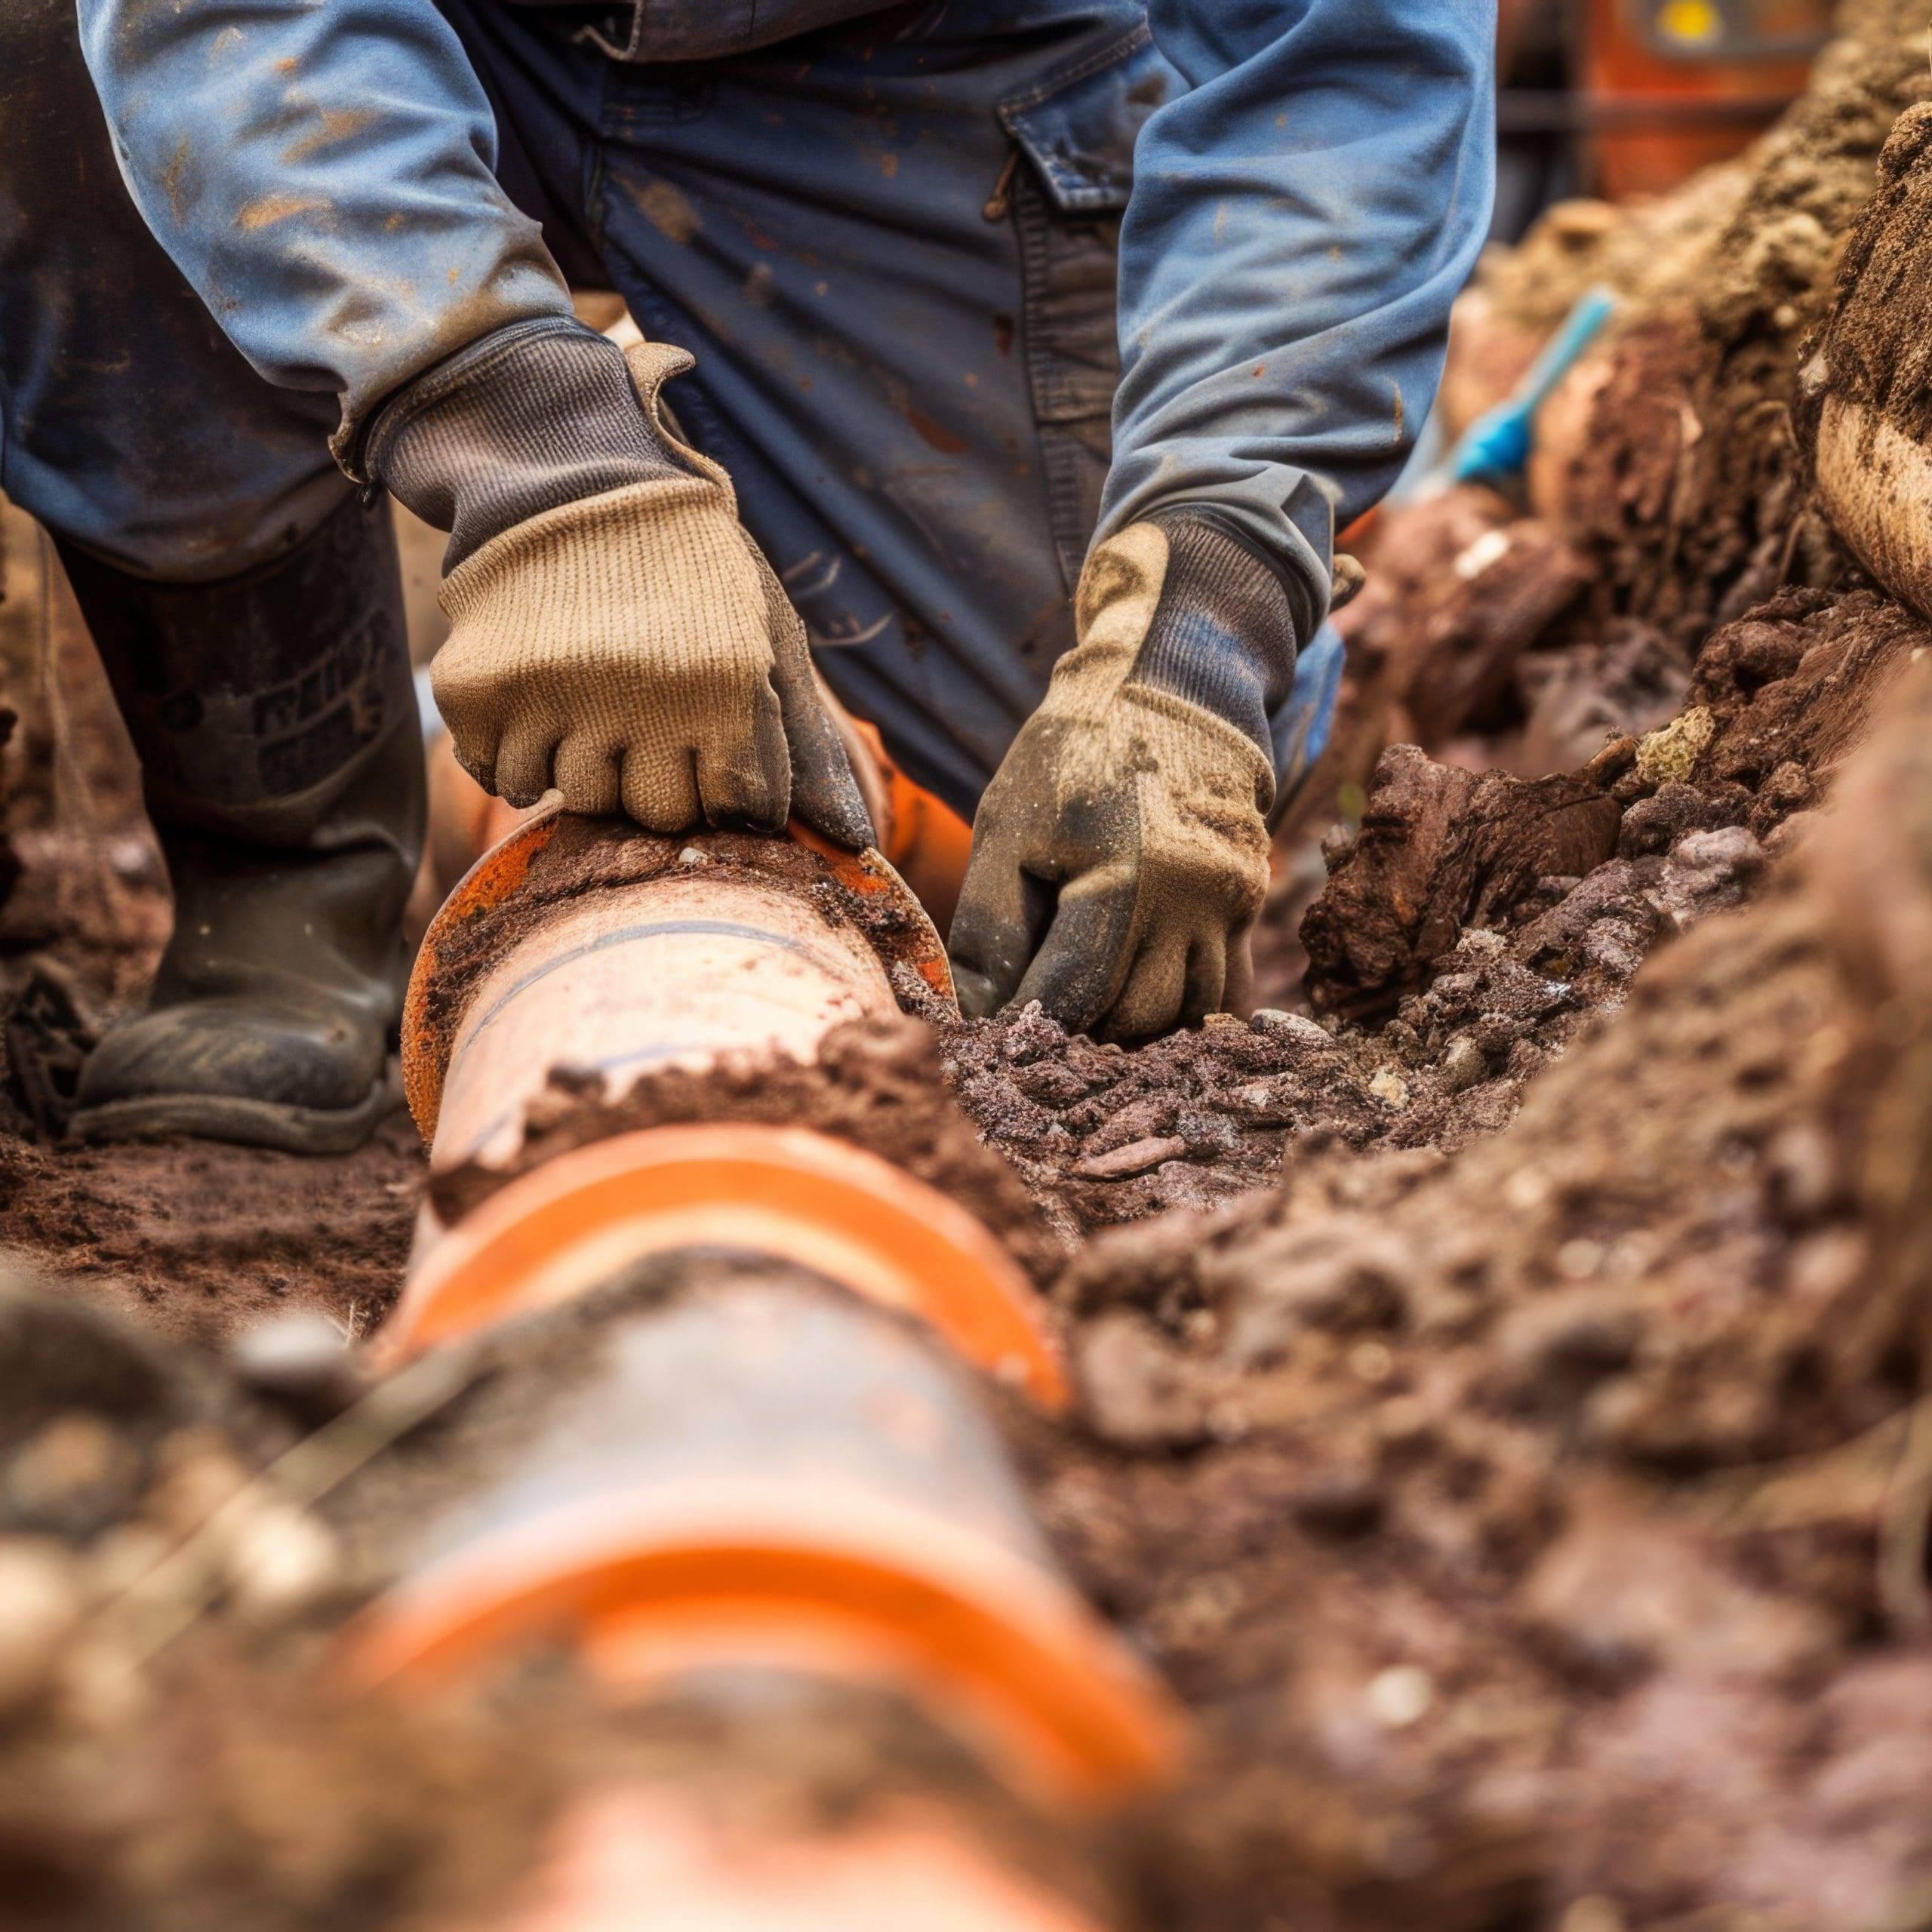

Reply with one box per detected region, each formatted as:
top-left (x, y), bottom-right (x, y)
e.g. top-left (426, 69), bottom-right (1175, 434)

top-left (57, 493), bottom-right (426, 1154)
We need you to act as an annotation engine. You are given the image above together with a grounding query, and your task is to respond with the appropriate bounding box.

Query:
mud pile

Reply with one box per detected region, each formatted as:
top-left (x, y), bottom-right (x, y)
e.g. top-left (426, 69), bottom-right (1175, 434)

top-left (1305, 0), bottom-right (1932, 857)
top-left (1032, 661), bottom-right (1932, 1930)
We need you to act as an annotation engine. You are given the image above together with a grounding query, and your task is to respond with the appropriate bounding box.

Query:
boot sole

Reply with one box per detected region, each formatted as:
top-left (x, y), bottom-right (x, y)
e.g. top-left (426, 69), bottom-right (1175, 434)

top-left (69, 1069), bottom-right (401, 1156)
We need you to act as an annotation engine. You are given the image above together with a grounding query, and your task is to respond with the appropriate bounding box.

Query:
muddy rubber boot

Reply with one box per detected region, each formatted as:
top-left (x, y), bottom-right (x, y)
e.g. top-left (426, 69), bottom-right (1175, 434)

top-left (57, 494), bottom-right (426, 1154)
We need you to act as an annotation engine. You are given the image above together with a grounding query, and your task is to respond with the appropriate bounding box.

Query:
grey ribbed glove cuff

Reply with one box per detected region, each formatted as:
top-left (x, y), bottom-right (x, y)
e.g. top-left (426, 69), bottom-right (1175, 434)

top-left (363, 315), bottom-right (692, 570)
top-left (1126, 508), bottom-right (1302, 762)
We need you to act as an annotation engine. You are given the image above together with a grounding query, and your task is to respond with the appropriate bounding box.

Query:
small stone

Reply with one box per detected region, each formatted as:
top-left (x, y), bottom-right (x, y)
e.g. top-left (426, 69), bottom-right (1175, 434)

top-left (678, 846), bottom-right (709, 866)
top-left (1437, 1035), bottom-right (1487, 1094)
top-left (1453, 528), bottom-right (1512, 580)
top-left (231, 1312), bottom-right (365, 1420)
top-left (1634, 705), bottom-right (1715, 787)
top-left (5, 1414), bottom-right (143, 1539)
top-left (1561, 1899), bottom-right (1626, 1932)
top-left (1504, 1166), bottom-right (1551, 1211)
top-left (1073, 1135), bottom-right (1188, 1180)
top-left (1176, 1111), bottom-right (1238, 1159)
top-left (1556, 1238), bottom-right (1604, 1281)
top-left (226, 1503), bottom-right (341, 1618)
top-left (1251, 1010), bottom-right (1334, 1049)
top-left (1320, 822), bottom-right (1357, 866)
top-left (1366, 1664), bottom-right (1435, 1728)
top-left (1368, 1069), bottom-right (1410, 1109)
top-left (1349, 1340), bottom-right (1395, 1383)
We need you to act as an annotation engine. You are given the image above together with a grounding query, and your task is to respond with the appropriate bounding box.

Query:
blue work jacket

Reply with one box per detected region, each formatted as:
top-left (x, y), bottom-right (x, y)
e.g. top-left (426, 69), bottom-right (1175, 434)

top-left (77, 0), bottom-right (1494, 650)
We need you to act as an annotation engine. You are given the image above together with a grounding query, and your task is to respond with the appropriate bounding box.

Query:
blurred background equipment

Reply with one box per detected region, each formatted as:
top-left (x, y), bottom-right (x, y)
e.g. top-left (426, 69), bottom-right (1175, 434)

top-left (1496, 0), bottom-right (1832, 235)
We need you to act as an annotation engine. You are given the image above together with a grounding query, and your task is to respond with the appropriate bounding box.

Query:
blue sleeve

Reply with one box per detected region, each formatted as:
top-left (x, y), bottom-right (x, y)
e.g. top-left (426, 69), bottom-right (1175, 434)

top-left (1104, 0), bottom-right (1497, 629)
top-left (75, 0), bottom-right (574, 467)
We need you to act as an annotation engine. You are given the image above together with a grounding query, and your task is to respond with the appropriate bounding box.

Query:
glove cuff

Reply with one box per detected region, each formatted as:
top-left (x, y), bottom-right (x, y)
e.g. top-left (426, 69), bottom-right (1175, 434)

top-left (364, 316), bottom-right (697, 572)
top-left (1126, 509), bottom-right (1300, 761)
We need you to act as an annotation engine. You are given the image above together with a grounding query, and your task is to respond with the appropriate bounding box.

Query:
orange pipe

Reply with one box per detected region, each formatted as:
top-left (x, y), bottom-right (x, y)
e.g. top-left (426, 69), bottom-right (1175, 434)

top-left (368, 808), bottom-right (1183, 1891)
top-left (494, 1790), bottom-right (1110, 1932)
top-left (380, 1123), bottom-right (1067, 1407)
top-left (844, 717), bottom-right (975, 937)
top-left (406, 808), bottom-right (937, 1171)
top-left (354, 1274), bottom-right (1180, 1807)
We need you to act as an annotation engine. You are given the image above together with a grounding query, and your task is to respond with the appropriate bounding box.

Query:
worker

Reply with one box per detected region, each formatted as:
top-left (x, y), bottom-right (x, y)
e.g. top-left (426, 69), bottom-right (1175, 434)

top-left (3, 0), bottom-right (1494, 1152)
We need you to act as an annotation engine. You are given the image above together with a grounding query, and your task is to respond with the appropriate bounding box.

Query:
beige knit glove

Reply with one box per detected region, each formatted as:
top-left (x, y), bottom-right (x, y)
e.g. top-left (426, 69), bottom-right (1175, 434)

top-left (949, 521), bottom-right (1277, 1041)
top-left (429, 342), bottom-right (872, 845)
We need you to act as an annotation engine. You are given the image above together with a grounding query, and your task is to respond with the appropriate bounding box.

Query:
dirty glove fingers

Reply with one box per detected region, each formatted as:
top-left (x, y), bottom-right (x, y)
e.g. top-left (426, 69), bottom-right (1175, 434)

top-left (552, 734), bottom-right (622, 817)
top-left (749, 542), bottom-right (875, 851)
top-left (1091, 923), bottom-right (1192, 1043)
top-left (694, 679), bottom-right (791, 832)
top-left (493, 714), bottom-right (561, 808)
top-left (617, 746), bottom-right (703, 835)
top-left (785, 712), bottom-right (878, 851)
top-left (949, 841), bottom-right (1057, 1019)
top-left (1222, 924), bottom-right (1257, 1021)
top-left (1182, 928), bottom-right (1229, 1030)
top-left (1010, 870), bottom-right (1140, 1038)
top-left (429, 669), bottom-right (505, 796)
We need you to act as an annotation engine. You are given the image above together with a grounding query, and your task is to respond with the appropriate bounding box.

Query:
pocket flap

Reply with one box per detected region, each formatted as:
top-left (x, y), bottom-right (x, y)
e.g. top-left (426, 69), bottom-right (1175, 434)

top-left (999, 25), bottom-right (1177, 215)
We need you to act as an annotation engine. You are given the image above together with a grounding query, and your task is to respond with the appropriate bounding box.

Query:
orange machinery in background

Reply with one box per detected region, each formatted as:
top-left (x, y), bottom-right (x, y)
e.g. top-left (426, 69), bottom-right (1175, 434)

top-left (1495, 0), bottom-right (1832, 208)
top-left (1582, 0), bottom-right (1829, 196)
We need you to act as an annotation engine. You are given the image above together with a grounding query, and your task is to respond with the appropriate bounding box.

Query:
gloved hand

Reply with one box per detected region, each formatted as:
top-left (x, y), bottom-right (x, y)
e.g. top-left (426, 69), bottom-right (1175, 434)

top-left (949, 511), bottom-right (1304, 1041)
top-left (365, 319), bottom-right (872, 847)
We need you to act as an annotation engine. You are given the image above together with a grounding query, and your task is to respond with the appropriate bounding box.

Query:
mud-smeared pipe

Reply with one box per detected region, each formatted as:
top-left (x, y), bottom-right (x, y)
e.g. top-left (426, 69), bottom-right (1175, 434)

top-left (401, 806), bottom-right (940, 1174)
top-left (386, 811), bottom-right (1062, 1385)
top-left (499, 1789), bottom-right (1112, 1932)
top-left (363, 809), bottom-right (1179, 1925)
top-left (358, 1267), bottom-right (1171, 1803)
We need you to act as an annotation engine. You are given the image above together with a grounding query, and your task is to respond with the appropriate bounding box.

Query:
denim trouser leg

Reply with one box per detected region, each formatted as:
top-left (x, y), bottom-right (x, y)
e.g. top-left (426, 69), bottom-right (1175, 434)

top-left (0, 0), bottom-right (349, 579)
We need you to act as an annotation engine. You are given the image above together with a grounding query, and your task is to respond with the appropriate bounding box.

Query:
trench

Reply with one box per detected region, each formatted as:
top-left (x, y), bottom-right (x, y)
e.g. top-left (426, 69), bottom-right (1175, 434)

top-left (9, 5), bottom-right (1932, 1925)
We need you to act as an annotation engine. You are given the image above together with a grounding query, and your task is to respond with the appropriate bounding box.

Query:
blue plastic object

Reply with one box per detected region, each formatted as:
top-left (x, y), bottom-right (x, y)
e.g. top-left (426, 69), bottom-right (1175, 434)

top-left (1447, 285), bottom-right (1617, 490)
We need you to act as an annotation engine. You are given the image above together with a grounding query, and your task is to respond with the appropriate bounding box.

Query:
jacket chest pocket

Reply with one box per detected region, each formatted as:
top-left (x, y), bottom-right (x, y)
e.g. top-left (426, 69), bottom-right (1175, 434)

top-left (996, 23), bottom-right (1175, 592)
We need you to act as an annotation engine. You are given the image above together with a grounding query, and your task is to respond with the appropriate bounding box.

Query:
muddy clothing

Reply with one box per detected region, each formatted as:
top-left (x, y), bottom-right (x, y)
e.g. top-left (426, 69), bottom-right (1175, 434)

top-left (39, 0), bottom-right (1493, 816)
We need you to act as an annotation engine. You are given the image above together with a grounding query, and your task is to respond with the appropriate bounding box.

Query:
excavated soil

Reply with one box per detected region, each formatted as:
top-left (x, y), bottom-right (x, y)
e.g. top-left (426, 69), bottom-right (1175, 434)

top-left (1026, 670), bottom-right (1932, 1931)
top-left (6, 555), bottom-right (1929, 1927)
top-left (1804, 98), bottom-right (1932, 444)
